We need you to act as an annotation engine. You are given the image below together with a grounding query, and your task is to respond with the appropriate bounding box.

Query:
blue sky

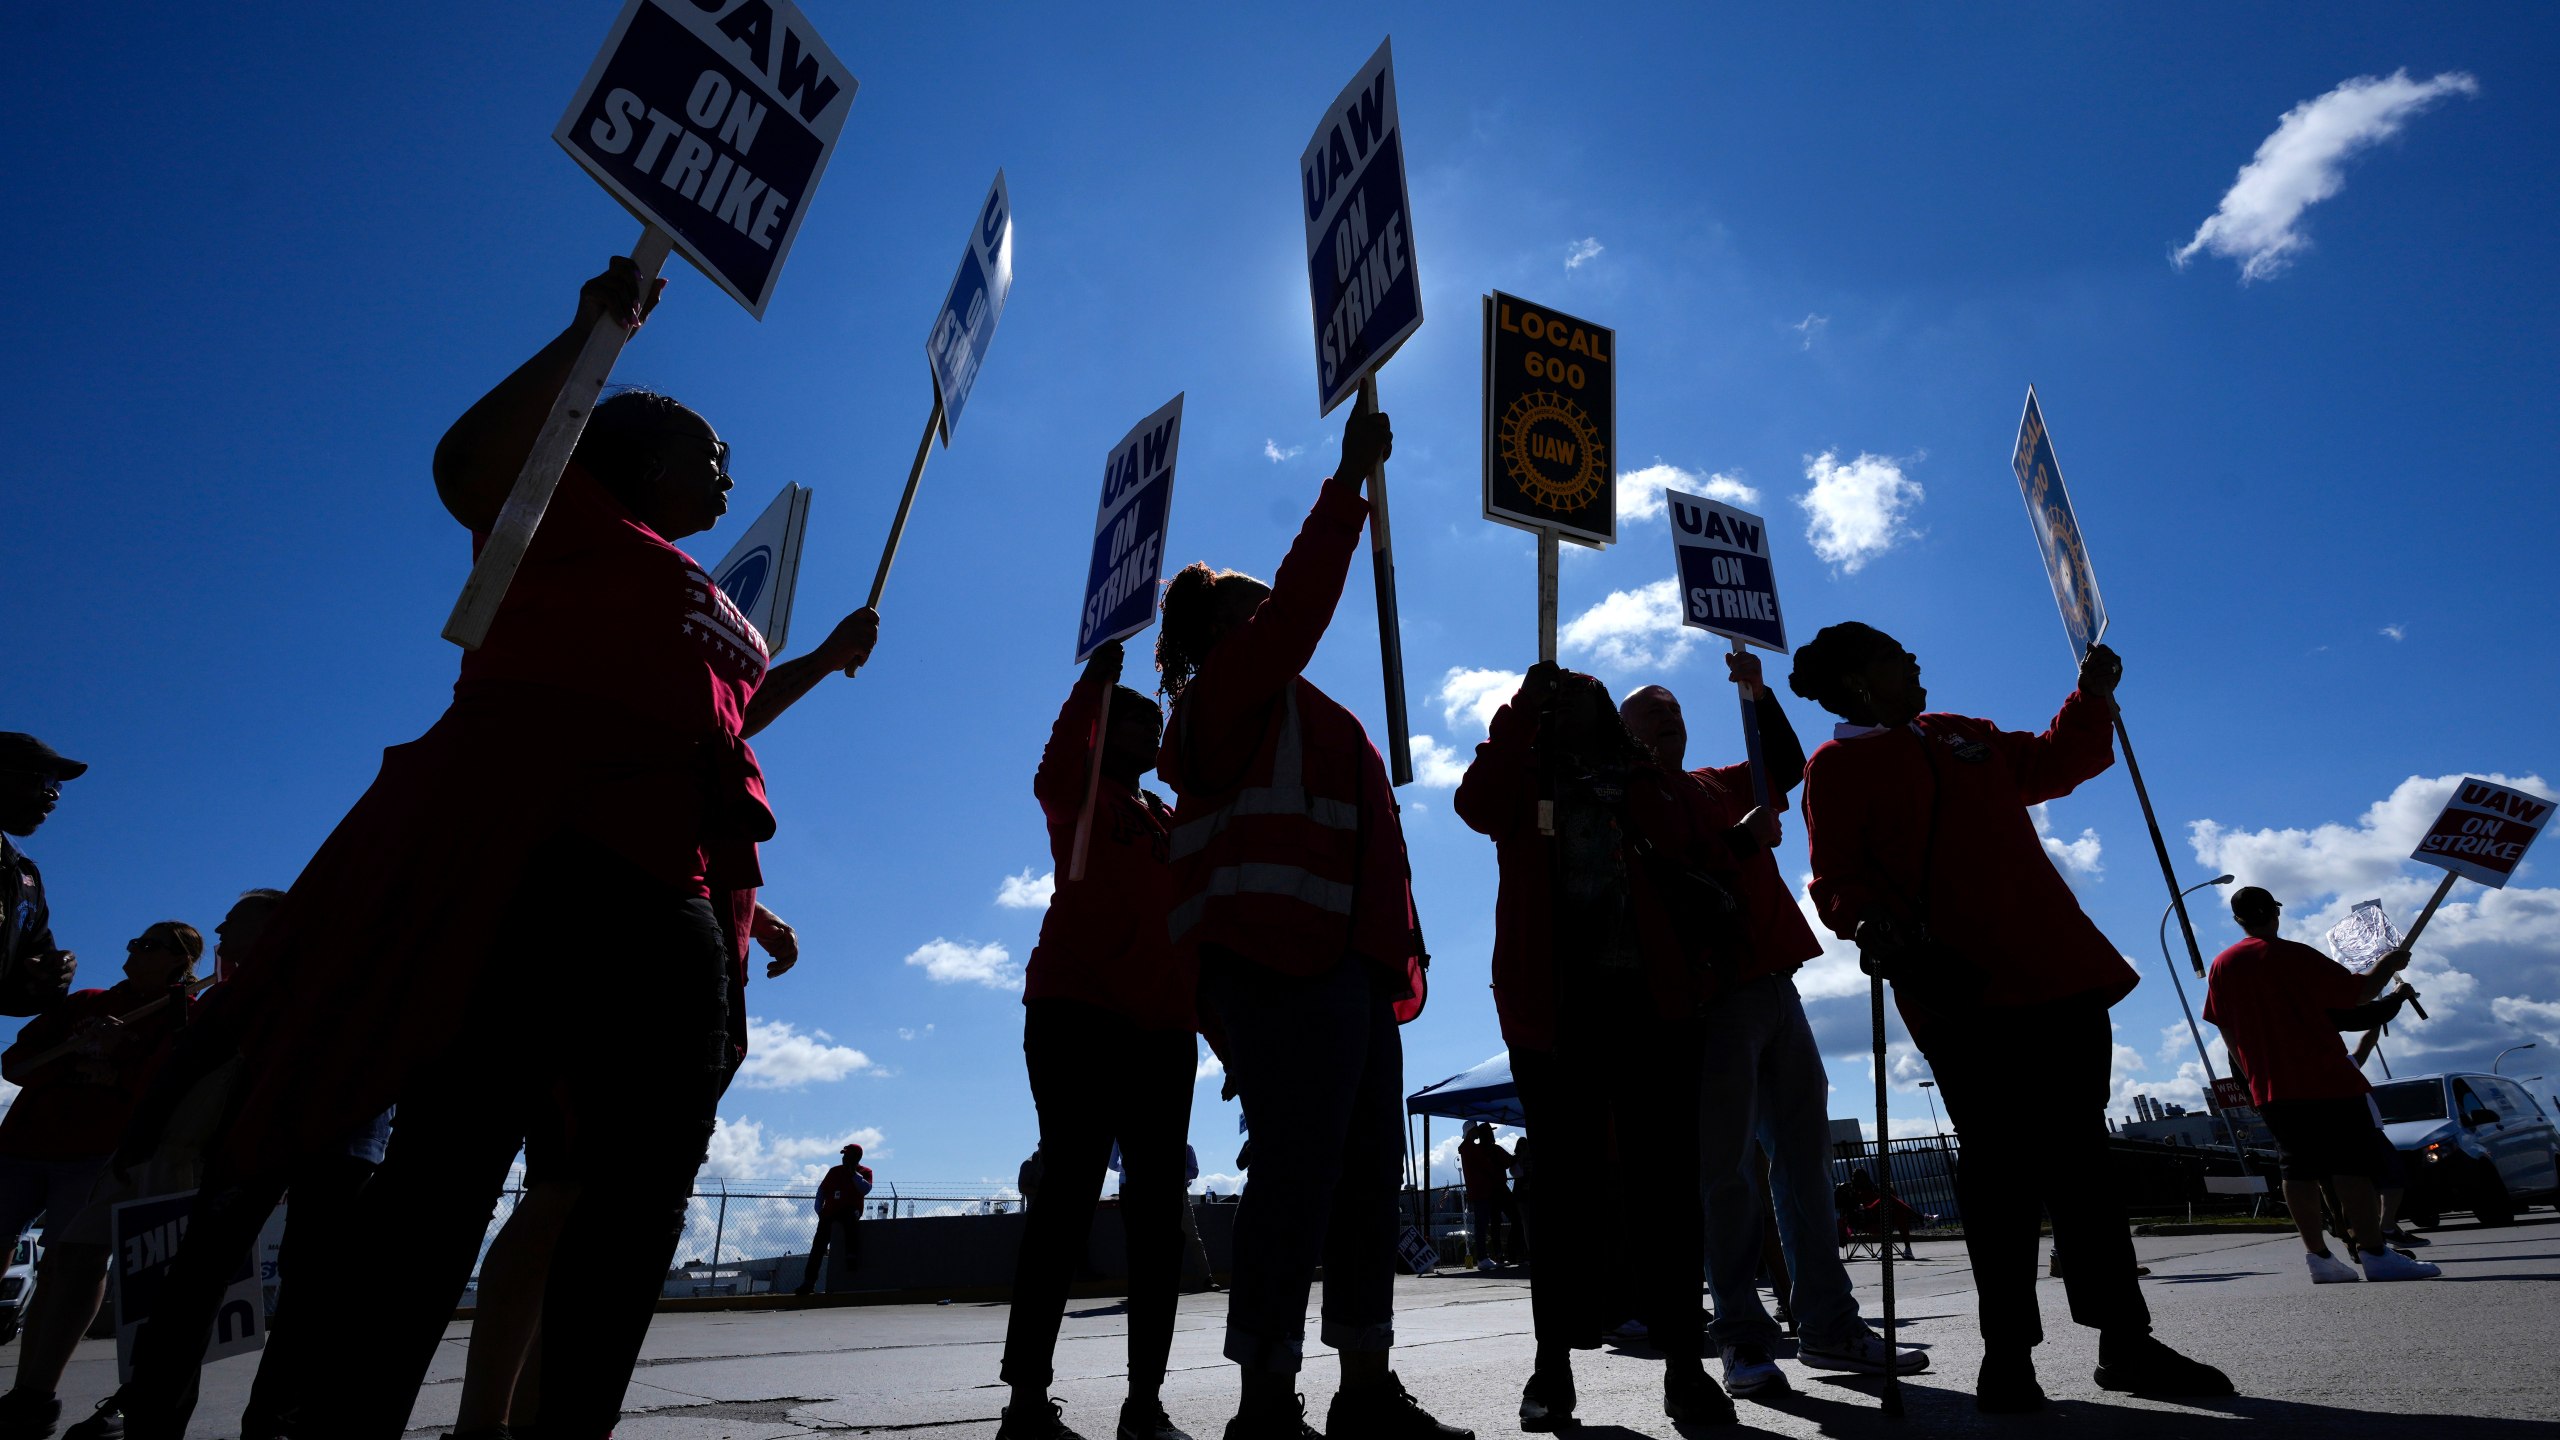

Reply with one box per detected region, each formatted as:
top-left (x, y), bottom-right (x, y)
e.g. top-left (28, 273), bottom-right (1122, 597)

top-left (6, 4), bottom-right (2557, 1195)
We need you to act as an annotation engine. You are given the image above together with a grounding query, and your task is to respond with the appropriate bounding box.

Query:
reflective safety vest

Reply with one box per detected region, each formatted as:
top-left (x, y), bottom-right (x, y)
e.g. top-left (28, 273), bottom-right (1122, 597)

top-left (1167, 681), bottom-right (1363, 949)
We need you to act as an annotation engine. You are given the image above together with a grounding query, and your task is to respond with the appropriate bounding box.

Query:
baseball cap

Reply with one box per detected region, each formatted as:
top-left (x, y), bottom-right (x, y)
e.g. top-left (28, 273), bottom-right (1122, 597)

top-left (0, 734), bottom-right (86, 780)
top-left (2230, 886), bottom-right (2281, 922)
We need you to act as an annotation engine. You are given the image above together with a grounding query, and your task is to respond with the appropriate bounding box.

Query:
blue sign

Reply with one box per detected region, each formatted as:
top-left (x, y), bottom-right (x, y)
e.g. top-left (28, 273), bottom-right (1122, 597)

top-left (926, 171), bottom-right (1015, 444)
top-left (1078, 395), bottom-right (1185, 662)
top-left (1668, 492), bottom-right (1787, 653)
top-left (707, 483), bottom-right (811, 654)
top-left (554, 0), bottom-right (857, 319)
top-left (1301, 39), bottom-right (1423, 416)
top-left (2010, 387), bottom-right (2109, 663)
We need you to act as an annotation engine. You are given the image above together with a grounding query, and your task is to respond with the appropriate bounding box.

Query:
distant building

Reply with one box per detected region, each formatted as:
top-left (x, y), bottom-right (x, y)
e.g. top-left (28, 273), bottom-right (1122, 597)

top-left (1830, 1118), bottom-right (1867, 1153)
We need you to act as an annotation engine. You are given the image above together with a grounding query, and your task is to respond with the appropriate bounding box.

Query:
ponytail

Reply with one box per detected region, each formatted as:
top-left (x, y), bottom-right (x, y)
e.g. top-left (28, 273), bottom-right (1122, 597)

top-left (1156, 563), bottom-right (1266, 700)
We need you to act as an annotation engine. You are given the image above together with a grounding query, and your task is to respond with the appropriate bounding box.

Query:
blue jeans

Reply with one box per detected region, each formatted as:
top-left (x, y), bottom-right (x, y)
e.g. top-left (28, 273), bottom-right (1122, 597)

top-left (1699, 975), bottom-right (1862, 1348)
top-left (1199, 949), bottom-right (1401, 1373)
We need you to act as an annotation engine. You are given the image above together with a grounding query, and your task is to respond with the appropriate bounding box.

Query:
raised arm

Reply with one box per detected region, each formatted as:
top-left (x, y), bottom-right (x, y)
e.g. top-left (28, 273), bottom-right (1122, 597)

top-left (1984, 643), bottom-right (2123, 805)
top-left (431, 257), bottom-right (664, 533)
top-left (1035, 643), bottom-right (1123, 815)
top-left (742, 608), bottom-right (881, 739)
top-left (1454, 666), bottom-right (1556, 841)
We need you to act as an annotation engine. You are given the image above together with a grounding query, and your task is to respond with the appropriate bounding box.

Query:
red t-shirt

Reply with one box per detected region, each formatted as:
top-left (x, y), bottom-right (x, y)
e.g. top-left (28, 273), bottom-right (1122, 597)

top-left (2202, 936), bottom-right (2370, 1105)
top-left (0, 986), bottom-right (185, 1161)
top-left (1670, 761), bottom-right (1823, 985)
top-left (458, 463), bottom-right (771, 892)
top-left (1024, 679), bottom-right (1190, 1033)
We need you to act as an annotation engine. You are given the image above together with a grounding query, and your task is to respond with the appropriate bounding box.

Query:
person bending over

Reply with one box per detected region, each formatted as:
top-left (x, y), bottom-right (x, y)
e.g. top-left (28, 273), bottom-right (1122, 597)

top-left (2203, 887), bottom-right (2436, 1283)
top-left (1620, 659), bottom-right (1926, 1399)
top-left (1791, 623), bottom-right (2229, 1413)
top-left (1155, 401), bottom-right (1466, 1440)
top-left (1457, 664), bottom-right (1739, 1429)
top-left (997, 639), bottom-right (1195, 1440)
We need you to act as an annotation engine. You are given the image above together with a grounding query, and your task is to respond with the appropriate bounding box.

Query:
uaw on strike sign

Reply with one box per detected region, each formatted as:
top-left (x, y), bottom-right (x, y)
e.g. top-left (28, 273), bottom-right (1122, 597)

top-left (2412, 778), bottom-right (2555, 890)
top-left (2012, 386), bottom-right (2108, 663)
top-left (1078, 396), bottom-right (1184, 662)
top-left (1302, 39), bottom-right (1422, 416)
top-left (927, 172), bottom-right (1015, 443)
top-left (1483, 291), bottom-right (1615, 546)
top-left (1668, 491), bottom-right (1787, 653)
top-left (557, 0), bottom-right (856, 318)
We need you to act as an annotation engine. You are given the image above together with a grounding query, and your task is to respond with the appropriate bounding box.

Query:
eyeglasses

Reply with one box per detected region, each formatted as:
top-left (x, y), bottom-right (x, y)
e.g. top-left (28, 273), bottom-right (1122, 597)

top-left (127, 936), bottom-right (184, 956)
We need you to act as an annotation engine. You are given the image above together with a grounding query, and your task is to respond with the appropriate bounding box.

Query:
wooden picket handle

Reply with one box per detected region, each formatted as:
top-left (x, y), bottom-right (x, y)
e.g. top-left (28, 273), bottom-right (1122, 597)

top-left (443, 224), bottom-right (675, 650)
top-left (867, 395), bottom-right (946, 611)
top-left (1359, 373), bottom-right (1414, 785)
top-left (17, 976), bottom-right (216, 1073)
top-left (1536, 529), bottom-right (1559, 665)
top-left (1732, 638), bottom-right (1773, 811)
top-left (1067, 681), bottom-right (1111, 882)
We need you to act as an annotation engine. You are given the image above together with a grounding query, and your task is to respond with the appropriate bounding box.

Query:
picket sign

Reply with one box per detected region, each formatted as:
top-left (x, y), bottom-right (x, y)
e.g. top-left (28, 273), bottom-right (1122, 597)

top-left (2391, 778), bottom-right (2557, 966)
top-left (1067, 396), bottom-right (1186, 881)
top-left (871, 172), bottom-right (1016, 609)
top-left (1302, 41), bottom-right (1421, 784)
top-left (1666, 491), bottom-right (1785, 809)
top-left (446, 0), bottom-right (857, 648)
top-left (2009, 387), bottom-right (2210, 977)
top-left (113, 1192), bottom-right (266, 1384)
top-left (710, 482), bottom-right (813, 654)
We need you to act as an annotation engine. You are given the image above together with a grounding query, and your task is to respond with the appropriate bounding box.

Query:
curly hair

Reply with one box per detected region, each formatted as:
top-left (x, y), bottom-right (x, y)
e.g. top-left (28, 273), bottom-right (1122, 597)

top-left (1155, 563), bottom-right (1267, 699)
top-left (573, 387), bottom-right (702, 508)
top-left (1537, 671), bottom-right (1654, 772)
top-left (1786, 621), bottom-right (1900, 717)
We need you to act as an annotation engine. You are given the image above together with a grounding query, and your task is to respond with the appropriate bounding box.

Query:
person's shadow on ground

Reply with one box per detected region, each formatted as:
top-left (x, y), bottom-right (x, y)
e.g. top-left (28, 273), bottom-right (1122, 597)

top-left (1723, 1374), bottom-right (2558, 1438)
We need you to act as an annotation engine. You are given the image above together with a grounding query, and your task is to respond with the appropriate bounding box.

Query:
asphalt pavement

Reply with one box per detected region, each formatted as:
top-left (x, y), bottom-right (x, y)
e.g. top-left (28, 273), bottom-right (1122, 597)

top-left (13, 1215), bottom-right (2556, 1437)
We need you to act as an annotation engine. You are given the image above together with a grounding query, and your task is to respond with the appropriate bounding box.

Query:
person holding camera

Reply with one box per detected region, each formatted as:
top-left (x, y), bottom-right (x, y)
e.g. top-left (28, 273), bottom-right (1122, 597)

top-left (1792, 623), bottom-right (2230, 1413)
top-left (2202, 886), bottom-right (2437, 1283)
top-left (1456, 663), bottom-right (1744, 1429)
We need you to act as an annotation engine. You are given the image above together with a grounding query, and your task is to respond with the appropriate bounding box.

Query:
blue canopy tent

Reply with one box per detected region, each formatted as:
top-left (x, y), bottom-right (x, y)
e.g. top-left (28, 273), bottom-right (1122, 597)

top-left (1405, 1053), bottom-right (1520, 1228)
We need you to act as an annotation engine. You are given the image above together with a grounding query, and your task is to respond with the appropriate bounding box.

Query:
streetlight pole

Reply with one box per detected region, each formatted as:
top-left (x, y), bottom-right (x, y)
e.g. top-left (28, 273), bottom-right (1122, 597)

top-left (1918, 1079), bottom-right (1942, 1138)
top-left (2493, 1043), bottom-right (2538, 1075)
top-left (2159, 875), bottom-right (2253, 1172)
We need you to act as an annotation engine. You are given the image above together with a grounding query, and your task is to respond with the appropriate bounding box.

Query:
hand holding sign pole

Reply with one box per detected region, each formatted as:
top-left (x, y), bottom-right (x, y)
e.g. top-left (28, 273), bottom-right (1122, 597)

top-left (873, 171), bottom-right (1015, 610)
top-left (446, 0), bottom-right (855, 648)
top-left (2350, 779), bottom-right (2556, 1061)
top-left (1304, 40), bottom-right (1424, 784)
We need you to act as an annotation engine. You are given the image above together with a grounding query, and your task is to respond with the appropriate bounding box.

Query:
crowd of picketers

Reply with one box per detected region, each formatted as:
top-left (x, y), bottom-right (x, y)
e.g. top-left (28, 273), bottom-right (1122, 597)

top-left (0, 255), bottom-right (2437, 1440)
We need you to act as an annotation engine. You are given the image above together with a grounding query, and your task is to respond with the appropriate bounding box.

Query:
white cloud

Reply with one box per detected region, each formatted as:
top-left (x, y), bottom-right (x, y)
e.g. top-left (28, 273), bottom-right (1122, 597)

top-left (704, 1117), bottom-right (884, 1182)
top-left (896, 1023), bottom-right (934, 1041)
top-left (903, 937), bottom-right (1021, 991)
top-left (1617, 462), bottom-right (1760, 527)
top-left (1559, 578), bottom-right (1699, 673)
top-left (1796, 450), bottom-right (1923, 573)
top-left (734, 1018), bottom-right (878, 1089)
top-left (1438, 667), bottom-right (1522, 734)
top-left (2032, 803), bottom-right (2105, 877)
top-left (2173, 69), bottom-right (2478, 282)
top-left (2381, 624), bottom-right (2407, 642)
top-left (1408, 735), bottom-right (1469, 789)
top-left (2489, 996), bottom-right (2560, 1050)
top-left (1195, 1047), bottom-right (1224, 1083)
top-left (995, 868), bottom-right (1054, 910)
top-left (1792, 313), bottom-right (1829, 350)
top-left (2188, 772), bottom-right (2560, 1071)
top-left (1565, 237), bottom-right (1603, 270)
top-left (1263, 439), bottom-right (1304, 463)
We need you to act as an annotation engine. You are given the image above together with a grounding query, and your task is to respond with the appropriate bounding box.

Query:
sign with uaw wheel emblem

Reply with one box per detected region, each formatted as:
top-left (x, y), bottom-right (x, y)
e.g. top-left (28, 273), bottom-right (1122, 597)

top-left (1483, 290), bottom-right (1615, 546)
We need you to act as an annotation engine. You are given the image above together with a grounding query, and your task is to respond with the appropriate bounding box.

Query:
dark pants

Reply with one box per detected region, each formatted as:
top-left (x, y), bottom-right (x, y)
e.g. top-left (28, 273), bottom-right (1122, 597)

top-left (1916, 992), bottom-right (2149, 1352)
top-left (1001, 999), bottom-right (1196, 1392)
top-left (295, 836), bottom-right (733, 1440)
top-left (1199, 950), bottom-right (1402, 1373)
top-left (121, 1154), bottom-right (375, 1440)
top-left (1512, 1016), bottom-right (1706, 1359)
top-left (804, 1214), bottom-right (860, 1291)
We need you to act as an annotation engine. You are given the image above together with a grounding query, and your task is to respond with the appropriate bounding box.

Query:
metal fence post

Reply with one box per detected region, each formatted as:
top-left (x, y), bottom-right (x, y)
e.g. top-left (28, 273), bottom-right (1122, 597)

top-left (712, 1184), bottom-right (728, 1286)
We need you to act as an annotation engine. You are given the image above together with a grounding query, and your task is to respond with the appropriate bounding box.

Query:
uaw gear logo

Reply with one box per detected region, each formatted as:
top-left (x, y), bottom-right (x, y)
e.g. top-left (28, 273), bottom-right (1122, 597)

top-left (1483, 291), bottom-right (1616, 545)
top-left (1498, 390), bottom-right (1606, 515)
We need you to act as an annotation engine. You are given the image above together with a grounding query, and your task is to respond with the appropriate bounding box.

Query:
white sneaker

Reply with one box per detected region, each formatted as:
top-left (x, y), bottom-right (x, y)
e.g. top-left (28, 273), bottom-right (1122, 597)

top-left (1799, 1327), bottom-right (1930, 1375)
top-left (1718, 1343), bottom-right (1788, 1398)
top-left (2359, 1247), bottom-right (2441, 1281)
top-left (2305, 1251), bottom-right (2362, 1284)
top-left (1475, 1259), bottom-right (1497, 1273)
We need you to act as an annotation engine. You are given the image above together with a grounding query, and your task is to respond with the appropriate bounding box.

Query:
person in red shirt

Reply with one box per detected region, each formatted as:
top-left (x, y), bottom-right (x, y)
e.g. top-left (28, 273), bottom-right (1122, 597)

top-left (1791, 622), bottom-right (2229, 1412)
top-left (1455, 664), bottom-right (1740, 1429)
top-left (1153, 401), bottom-right (1465, 1440)
top-left (996, 639), bottom-right (1194, 1440)
top-left (183, 256), bottom-right (882, 1440)
top-left (1620, 656), bottom-right (1926, 1397)
top-left (2201, 886), bottom-right (2436, 1283)
top-left (800, 1142), bottom-right (875, 1296)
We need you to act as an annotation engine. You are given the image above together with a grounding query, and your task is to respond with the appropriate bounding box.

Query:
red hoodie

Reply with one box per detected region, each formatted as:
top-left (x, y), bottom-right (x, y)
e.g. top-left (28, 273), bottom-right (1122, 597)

top-left (1802, 689), bottom-right (2135, 1029)
top-left (1024, 677), bottom-right (1189, 1033)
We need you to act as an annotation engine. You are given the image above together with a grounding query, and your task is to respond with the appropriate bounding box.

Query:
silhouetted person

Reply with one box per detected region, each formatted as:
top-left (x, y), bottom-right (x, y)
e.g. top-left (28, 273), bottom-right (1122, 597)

top-left (1455, 1123), bottom-right (1512, 1271)
top-left (1154, 402), bottom-right (1466, 1440)
top-left (1456, 664), bottom-right (1738, 1428)
top-left (1793, 623), bottom-right (2230, 1412)
top-left (0, 734), bottom-right (86, 1016)
top-left (2204, 886), bottom-right (2435, 1283)
top-left (1621, 658), bottom-right (1925, 1398)
top-left (801, 1143), bottom-right (875, 1296)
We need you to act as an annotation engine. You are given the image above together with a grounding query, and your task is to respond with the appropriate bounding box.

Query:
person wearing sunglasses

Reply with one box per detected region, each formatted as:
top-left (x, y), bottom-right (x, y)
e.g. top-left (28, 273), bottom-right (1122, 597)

top-left (0, 733), bottom-right (88, 1019)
